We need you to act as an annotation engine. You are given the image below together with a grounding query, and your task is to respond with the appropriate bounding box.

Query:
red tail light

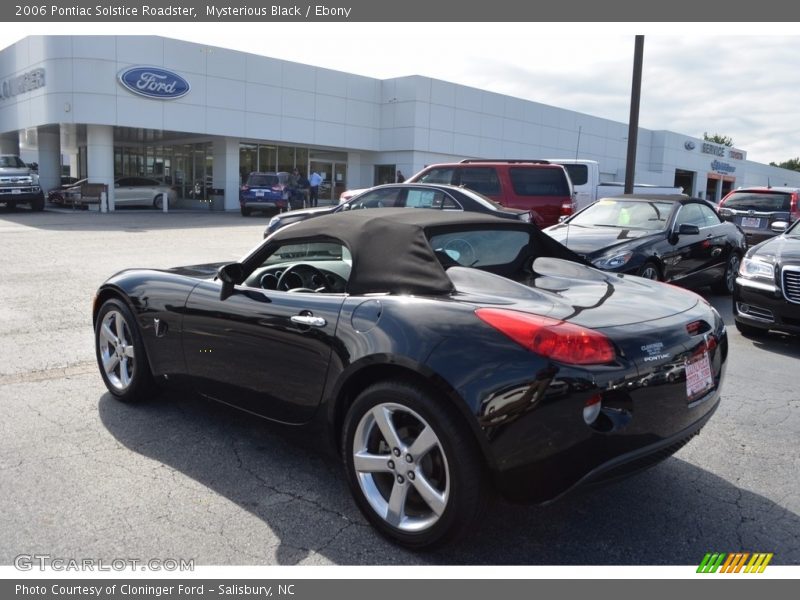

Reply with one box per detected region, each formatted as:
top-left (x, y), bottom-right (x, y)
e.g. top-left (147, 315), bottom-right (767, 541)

top-left (475, 308), bottom-right (615, 365)
top-left (791, 192), bottom-right (800, 222)
top-left (560, 199), bottom-right (575, 216)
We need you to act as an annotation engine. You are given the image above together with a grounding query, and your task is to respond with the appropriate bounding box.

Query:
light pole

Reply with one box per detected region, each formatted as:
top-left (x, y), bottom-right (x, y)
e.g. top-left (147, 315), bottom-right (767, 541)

top-left (624, 35), bottom-right (644, 194)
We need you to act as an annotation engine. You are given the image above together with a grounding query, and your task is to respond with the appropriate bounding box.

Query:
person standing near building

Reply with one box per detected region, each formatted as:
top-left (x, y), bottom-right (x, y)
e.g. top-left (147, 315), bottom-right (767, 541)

top-left (396, 170), bottom-right (405, 183)
top-left (309, 170), bottom-right (323, 207)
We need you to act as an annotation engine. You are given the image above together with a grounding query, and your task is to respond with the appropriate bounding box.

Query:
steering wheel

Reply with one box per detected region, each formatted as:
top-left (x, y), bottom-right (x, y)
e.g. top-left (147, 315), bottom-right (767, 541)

top-left (276, 263), bottom-right (331, 293)
top-left (443, 238), bottom-right (477, 266)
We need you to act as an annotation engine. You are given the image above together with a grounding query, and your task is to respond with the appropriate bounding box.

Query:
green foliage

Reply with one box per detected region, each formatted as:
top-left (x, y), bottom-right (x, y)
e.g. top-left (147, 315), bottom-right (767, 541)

top-left (769, 158), bottom-right (800, 171)
top-left (703, 132), bottom-right (734, 147)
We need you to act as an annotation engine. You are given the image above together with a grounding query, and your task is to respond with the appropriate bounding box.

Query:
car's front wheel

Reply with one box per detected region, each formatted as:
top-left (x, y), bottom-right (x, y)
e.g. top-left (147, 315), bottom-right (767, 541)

top-left (153, 194), bottom-right (164, 209)
top-left (94, 298), bottom-right (156, 403)
top-left (711, 252), bottom-right (740, 295)
top-left (342, 380), bottom-right (489, 549)
top-left (637, 261), bottom-right (662, 281)
top-left (31, 193), bottom-right (45, 211)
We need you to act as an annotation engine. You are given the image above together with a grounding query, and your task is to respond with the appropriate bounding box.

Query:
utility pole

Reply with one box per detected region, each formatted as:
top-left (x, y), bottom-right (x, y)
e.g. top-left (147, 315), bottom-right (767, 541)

top-left (624, 35), bottom-right (644, 194)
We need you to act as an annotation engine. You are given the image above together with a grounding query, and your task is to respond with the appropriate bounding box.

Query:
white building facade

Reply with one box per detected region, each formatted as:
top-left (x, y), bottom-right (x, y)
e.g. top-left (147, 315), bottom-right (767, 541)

top-left (3, 35), bottom-right (800, 211)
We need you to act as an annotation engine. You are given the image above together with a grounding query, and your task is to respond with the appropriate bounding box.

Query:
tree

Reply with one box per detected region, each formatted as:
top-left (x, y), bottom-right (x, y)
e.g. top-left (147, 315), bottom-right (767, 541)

top-left (769, 158), bottom-right (800, 171)
top-left (703, 132), bottom-right (734, 147)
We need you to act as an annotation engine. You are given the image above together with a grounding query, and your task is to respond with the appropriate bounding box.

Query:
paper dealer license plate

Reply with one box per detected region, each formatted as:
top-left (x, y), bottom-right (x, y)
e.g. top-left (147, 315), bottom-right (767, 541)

top-left (686, 351), bottom-right (713, 402)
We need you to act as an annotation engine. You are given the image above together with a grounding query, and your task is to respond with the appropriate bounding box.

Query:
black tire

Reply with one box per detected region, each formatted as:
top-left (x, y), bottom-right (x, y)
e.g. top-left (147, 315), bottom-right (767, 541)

top-left (735, 319), bottom-right (767, 338)
top-left (94, 298), bottom-right (156, 403)
top-left (4, 201), bottom-right (16, 211)
top-left (711, 252), bottom-right (740, 295)
top-left (342, 380), bottom-right (489, 549)
top-left (637, 260), bottom-right (662, 281)
top-left (240, 205), bottom-right (251, 216)
top-left (30, 193), bottom-right (45, 212)
top-left (153, 194), bottom-right (163, 209)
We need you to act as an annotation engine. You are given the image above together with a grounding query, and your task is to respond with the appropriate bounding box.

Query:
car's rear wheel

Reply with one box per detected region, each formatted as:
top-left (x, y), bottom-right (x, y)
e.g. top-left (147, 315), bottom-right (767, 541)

top-left (153, 194), bottom-right (164, 209)
top-left (94, 298), bottom-right (156, 403)
top-left (342, 380), bottom-right (489, 549)
top-left (240, 205), bottom-right (251, 216)
top-left (637, 261), bottom-right (662, 281)
top-left (711, 252), bottom-right (740, 295)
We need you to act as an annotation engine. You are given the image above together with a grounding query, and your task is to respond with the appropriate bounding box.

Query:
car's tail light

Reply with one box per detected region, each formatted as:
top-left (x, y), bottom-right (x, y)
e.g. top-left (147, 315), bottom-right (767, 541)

top-left (790, 192), bottom-right (800, 222)
top-left (475, 308), bottom-right (615, 365)
top-left (560, 199), bottom-right (575, 217)
top-left (686, 320), bottom-right (711, 336)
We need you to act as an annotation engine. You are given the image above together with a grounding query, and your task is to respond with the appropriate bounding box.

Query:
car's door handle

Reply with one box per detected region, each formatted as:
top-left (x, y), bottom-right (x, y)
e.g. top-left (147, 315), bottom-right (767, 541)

top-left (290, 314), bottom-right (327, 327)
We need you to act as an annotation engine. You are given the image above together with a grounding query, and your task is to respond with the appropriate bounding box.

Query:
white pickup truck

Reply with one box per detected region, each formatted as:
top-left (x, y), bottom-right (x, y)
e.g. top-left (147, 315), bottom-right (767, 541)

top-left (549, 159), bottom-right (683, 211)
top-left (0, 154), bottom-right (44, 211)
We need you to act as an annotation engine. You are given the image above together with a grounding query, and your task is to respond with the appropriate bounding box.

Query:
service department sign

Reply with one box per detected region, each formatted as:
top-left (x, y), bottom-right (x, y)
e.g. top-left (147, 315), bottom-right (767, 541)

top-left (118, 66), bottom-right (190, 100)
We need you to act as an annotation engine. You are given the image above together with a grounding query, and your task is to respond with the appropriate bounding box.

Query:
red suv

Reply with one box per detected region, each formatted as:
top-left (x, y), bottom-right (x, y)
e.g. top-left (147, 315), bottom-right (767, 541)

top-left (407, 159), bottom-right (575, 227)
top-left (718, 187), bottom-right (800, 245)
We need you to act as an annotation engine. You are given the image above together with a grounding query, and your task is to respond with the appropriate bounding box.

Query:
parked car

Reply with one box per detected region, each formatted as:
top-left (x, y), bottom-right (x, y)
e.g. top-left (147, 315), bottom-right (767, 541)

top-left (404, 159), bottom-right (574, 228)
top-left (717, 186), bottom-right (800, 246)
top-left (263, 183), bottom-right (531, 237)
top-left (93, 209), bottom-right (726, 549)
top-left (545, 195), bottom-right (747, 294)
top-left (0, 154), bottom-right (44, 211)
top-left (239, 171), bottom-right (290, 216)
top-left (733, 219), bottom-right (800, 336)
top-left (48, 178), bottom-right (87, 205)
top-left (114, 177), bottom-right (176, 209)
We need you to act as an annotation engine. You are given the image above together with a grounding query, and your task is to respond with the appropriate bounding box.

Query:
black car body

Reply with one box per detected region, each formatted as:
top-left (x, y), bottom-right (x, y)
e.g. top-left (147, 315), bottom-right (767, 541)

top-left (733, 220), bottom-right (800, 336)
top-left (263, 182), bottom-right (531, 237)
top-left (93, 210), bottom-right (726, 548)
top-left (545, 194), bottom-right (747, 294)
top-left (718, 187), bottom-right (800, 246)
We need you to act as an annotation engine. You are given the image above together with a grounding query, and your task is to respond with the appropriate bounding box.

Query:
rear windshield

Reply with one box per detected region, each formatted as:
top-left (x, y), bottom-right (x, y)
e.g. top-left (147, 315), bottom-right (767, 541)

top-left (509, 167), bottom-right (570, 197)
top-left (724, 191), bottom-right (791, 212)
top-left (428, 229), bottom-right (529, 268)
top-left (248, 174), bottom-right (280, 187)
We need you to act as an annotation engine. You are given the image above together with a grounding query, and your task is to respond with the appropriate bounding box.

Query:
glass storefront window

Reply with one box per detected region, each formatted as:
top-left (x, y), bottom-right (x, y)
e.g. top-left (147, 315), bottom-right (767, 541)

top-left (278, 146), bottom-right (295, 174)
top-left (258, 145), bottom-right (276, 172)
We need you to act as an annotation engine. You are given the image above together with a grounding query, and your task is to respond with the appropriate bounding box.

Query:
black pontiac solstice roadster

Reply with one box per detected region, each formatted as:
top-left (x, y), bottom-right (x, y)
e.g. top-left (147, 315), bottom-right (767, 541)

top-left (93, 209), bottom-right (727, 548)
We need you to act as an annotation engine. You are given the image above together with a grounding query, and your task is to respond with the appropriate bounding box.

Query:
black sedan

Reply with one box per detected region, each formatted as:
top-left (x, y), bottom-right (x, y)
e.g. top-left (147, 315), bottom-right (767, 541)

top-left (545, 195), bottom-right (747, 294)
top-left (93, 209), bottom-right (726, 549)
top-left (733, 219), bottom-right (800, 336)
top-left (263, 182), bottom-right (530, 237)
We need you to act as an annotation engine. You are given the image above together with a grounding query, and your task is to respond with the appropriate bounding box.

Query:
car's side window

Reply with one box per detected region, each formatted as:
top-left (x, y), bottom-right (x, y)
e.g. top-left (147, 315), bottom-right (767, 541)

top-left (675, 204), bottom-right (705, 228)
top-left (406, 189), bottom-right (448, 209)
top-left (699, 204), bottom-right (722, 226)
top-left (457, 167), bottom-right (501, 196)
top-left (351, 188), bottom-right (402, 209)
top-left (417, 168), bottom-right (455, 184)
top-left (243, 241), bottom-right (351, 294)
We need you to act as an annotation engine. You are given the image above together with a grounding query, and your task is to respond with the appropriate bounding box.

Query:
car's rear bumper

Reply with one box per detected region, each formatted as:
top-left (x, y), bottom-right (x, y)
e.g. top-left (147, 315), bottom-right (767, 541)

top-left (733, 277), bottom-right (800, 333)
top-left (492, 383), bottom-right (722, 503)
top-left (241, 198), bottom-right (287, 210)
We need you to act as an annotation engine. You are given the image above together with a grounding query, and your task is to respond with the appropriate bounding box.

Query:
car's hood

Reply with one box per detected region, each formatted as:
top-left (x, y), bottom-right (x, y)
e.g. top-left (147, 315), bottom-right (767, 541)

top-left (162, 262), bottom-right (230, 279)
top-left (748, 234), bottom-right (800, 264)
top-left (545, 223), bottom-right (660, 257)
top-left (448, 258), bottom-right (699, 328)
top-left (279, 206), bottom-right (337, 220)
top-left (0, 168), bottom-right (32, 177)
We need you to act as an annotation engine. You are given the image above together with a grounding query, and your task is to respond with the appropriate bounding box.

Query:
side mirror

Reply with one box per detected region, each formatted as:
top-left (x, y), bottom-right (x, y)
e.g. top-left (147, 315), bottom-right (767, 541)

top-left (217, 263), bottom-right (245, 301)
top-left (557, 215), bottom-right (569, 223)
top-left (771, 221), bottom-right (789, 234)
top-left (677, 223), bottom-right (700, 236)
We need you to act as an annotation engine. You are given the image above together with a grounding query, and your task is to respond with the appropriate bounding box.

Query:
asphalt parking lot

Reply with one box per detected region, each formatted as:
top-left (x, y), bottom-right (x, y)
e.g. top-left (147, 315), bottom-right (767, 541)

top-left (1, 208), bottom-right (798, 566)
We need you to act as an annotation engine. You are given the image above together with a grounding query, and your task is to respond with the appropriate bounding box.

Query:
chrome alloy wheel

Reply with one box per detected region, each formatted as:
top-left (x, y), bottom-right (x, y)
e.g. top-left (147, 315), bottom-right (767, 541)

top-left (98, 310), bottom-right (136, 391)
top-left (352, 402), bottom-right (450, 532)
top-left (639, 264), bottom-right (659, 280)
top-left (726, 253), bottom-right (740, 292)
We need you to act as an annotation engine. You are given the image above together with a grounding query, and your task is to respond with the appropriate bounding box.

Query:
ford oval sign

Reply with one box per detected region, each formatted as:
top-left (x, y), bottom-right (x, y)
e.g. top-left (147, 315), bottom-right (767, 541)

top-left (118, 67), bottom-right (190, 100)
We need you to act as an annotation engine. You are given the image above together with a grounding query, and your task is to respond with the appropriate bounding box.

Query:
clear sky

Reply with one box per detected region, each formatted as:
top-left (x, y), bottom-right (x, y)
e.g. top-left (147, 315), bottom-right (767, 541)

top-left (4, 22), bottom-right (800, 165)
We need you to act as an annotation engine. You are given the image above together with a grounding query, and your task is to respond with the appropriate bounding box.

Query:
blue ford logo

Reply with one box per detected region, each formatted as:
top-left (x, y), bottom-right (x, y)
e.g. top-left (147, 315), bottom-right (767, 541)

top-left (118, 67), bottom-right (190, 100)
top-left (684, 140), bottom-right (696, 150)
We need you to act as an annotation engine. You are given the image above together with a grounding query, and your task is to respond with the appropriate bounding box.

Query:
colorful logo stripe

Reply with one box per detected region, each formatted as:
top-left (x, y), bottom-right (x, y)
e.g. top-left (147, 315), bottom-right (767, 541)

top-left (697, 552), bottom-right (773, 573)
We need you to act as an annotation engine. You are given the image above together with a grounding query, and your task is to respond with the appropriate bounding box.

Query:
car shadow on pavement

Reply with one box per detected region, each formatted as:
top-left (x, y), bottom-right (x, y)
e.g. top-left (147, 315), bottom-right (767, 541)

top-left (99, 390), bottom-right (800, 566)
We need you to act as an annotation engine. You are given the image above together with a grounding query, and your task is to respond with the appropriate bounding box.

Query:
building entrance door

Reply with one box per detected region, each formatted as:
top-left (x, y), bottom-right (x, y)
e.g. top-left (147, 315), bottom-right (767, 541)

top-left (310, 160), bottom-right (347, 205)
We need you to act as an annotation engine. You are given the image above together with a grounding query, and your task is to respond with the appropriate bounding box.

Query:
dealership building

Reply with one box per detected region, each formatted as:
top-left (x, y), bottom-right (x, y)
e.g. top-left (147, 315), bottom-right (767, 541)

top-left (2, 34), bottom-right (800, 211)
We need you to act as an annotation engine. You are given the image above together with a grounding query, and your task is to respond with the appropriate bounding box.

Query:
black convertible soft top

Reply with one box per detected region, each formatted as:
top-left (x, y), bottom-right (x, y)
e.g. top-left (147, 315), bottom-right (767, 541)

top-left (264, 209), bottom-right (585, 296)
